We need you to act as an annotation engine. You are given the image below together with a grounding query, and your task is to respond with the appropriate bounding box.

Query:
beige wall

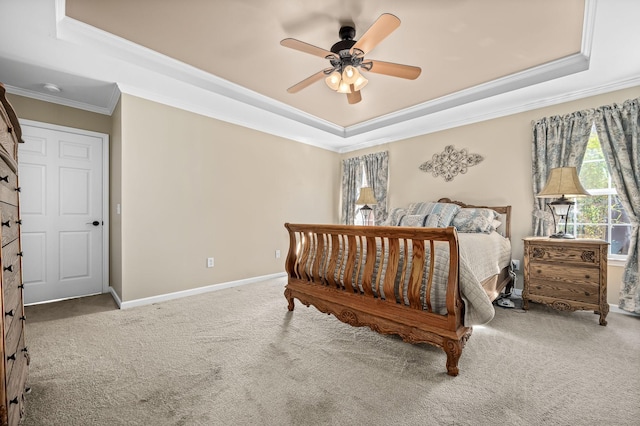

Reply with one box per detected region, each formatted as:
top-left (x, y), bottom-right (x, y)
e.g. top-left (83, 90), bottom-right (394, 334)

top-left (118, 94), bottom-right (339, 301)
top-left (7, 94), bottom-right (112, 135)
top-left (8, 87), bottom-right (637, 305)
top-left (342, 85), bottom-right (640, 304)
top-left (110, 98), bottom-right (123, 298)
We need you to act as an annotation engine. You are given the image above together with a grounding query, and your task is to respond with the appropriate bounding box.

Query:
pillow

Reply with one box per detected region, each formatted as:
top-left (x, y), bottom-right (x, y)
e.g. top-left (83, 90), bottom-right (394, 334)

top-left (398, 214), bottom-right (429, 227)
top-left (452, 208), bottom-right (501, 233)
top-left (427, 203), bottom-right (461, 227)
top-left (381, 207), bottom-right (407, 226)
top-left (405, 202), bottom-right (460, 228)
top-left (406, 202), bottom-right (435, 216)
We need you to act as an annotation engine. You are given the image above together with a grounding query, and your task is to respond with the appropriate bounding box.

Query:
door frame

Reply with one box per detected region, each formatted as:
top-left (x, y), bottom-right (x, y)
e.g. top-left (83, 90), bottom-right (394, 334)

top-left (18, 119), bottom-right (110, 297)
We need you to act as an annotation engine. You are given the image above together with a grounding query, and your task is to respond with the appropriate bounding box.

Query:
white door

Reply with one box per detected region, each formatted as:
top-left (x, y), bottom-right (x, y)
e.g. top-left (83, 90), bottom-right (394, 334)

top-left (18, 122), bottom-right (108, 304)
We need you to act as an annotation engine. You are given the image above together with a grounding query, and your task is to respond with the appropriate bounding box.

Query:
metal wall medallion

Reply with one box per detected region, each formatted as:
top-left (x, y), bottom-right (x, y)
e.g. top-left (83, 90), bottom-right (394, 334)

top-left (419, 145), bottom-right (484, 182)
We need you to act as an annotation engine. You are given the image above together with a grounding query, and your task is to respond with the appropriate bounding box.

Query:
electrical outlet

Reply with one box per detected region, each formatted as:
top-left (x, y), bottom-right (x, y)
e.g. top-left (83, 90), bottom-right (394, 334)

top-left (207, 257), bottom-right (214, 268)
top-left (275, 250), bottom-right (281, 259)
top-left (511, 259), bottom-right (520, 271)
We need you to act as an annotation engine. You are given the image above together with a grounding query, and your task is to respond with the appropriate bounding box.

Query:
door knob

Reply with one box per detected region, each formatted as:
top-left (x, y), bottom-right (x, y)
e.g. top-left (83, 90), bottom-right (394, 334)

top-left (86, 221), bottom-right (101, 226)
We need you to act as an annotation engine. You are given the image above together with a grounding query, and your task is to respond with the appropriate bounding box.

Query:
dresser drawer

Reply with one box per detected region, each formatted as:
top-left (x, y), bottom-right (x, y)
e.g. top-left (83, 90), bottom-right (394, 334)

top-left (0, 201), bottom-right (19, 247)
top-left (2, 239), bottom-right (22, 318)
top-left (0, 124), bottom-right (17, 162)
top-left (4, 333), bottom-right (27, 385)
top-left (0, 160), bottom-right (18, 206)
top-left (528, 278), bottom-right (600, 305)
top-left (529, 243), bottom-right (601, 266)
top-left (6, 338), bottom-right (28, 426)
top-left (528, 262), bottom-right (600, 286)
top-left (3, 291), bottom-right (23, 361)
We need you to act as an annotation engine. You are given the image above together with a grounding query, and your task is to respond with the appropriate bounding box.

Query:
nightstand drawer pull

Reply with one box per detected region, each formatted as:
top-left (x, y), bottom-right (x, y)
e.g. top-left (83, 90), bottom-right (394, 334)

top-left (0, 175), bottom-right (8, 182)
top-left (7, 353), bottom-right (15, 361)
top-left (1, 220), bottom-right (9, 227)
top-left (9, 397), bottom-right (18, 405)
top-left (3, 264), bottom-right (12, 272)
top-left (5, 309), bottom-right (14, 317)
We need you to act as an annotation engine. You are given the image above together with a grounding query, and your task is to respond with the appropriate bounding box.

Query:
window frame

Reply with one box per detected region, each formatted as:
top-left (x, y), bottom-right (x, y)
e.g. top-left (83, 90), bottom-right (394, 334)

top-left (567, 130), bottom-right (630, 261)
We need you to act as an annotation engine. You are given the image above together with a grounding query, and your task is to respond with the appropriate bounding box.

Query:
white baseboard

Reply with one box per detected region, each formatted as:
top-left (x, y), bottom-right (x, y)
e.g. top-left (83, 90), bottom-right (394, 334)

top-left (109, 272), bottom-right (287, 310)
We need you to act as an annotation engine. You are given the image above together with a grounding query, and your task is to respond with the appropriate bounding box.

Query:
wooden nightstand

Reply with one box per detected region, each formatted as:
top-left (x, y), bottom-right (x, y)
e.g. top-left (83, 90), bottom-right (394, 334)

top-left (523, 237), bottom-right (609, 325)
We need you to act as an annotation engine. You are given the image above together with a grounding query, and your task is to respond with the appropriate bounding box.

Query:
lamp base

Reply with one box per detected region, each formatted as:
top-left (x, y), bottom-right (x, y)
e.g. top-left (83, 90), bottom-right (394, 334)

top-left (549, 232), bottom-right (575, 239)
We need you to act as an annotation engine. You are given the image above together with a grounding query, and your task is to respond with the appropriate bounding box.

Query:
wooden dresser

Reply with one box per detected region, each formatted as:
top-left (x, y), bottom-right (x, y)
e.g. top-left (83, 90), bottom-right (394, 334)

top-left (0, 83), bottom-right (29, 425)
top-left (523, 237), bottom-right (609, 326)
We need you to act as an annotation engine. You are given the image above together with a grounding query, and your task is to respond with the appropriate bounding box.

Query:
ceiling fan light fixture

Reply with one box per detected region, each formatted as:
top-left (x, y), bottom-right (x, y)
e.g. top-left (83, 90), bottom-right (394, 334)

top-left (336, 79), bottom-right (352, 94)
top-left (325, 71), bottom-right (341, 91)
top-left (342, 65), bottom-right (359, 84)
top-left (353, 74), bottom-right (368, 91)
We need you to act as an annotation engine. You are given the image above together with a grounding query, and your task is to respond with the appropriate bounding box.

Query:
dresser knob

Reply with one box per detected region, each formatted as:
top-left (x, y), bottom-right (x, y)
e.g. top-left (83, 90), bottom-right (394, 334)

top-left (20, 316), bottom-right (26, 321)
top-left (15, 187), bottom-right (20, 192)
top-left (5, 309), bottom-right (14, 317)
top-left (18, 284), bottom-right (24, 289)
top-left (17, 251), bottom-right (23, 256)
top-left (3, 264), bottom-right (13, 272)
top-left (9, 397), bottom-right (18, 405)
top-left (0, 175), bottom-right (8, 182)
top-left (585, 275), bottom-right (590, 279)
top-left (15, 219), bottom-right (21, 225)
top-left (7, 353), bottom-right (16, 361)
top-left (1, 220), bottom-right (9, 227)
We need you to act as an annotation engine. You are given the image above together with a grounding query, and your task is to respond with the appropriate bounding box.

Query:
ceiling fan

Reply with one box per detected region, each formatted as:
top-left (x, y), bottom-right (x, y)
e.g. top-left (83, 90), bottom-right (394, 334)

top-left (280, 13), bottom-right (421, 104)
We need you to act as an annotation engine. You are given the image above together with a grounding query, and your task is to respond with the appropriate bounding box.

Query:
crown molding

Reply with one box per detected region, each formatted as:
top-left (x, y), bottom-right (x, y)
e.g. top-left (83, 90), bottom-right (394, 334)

top-left (38, 0), bottom-right (637, 154)
top-left (4, 83), bottom-right (120, 116)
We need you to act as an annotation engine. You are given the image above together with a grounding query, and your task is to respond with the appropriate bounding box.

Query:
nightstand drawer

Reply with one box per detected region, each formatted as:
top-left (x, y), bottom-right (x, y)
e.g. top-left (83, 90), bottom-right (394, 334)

top-left (529, 262), bottom-right (600, 286)
top-left (529, 244), bottom-right (601, 266)
top-left (528, 279), bottom-right (600, 304)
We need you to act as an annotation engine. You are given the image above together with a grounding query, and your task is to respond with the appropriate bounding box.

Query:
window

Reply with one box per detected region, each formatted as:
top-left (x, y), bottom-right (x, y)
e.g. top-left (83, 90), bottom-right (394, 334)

top-left (566, 126), bottom-right (632, 259)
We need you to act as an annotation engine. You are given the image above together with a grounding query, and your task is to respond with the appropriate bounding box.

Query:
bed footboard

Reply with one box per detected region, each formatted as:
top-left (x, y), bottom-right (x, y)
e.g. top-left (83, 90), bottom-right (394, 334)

top-left (284, 223), bottom-right (472, 376)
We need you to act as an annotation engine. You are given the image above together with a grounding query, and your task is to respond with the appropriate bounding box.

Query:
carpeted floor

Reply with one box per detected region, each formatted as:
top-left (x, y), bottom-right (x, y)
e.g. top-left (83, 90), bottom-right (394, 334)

top-left (21, 277), bottom-right (640, 425)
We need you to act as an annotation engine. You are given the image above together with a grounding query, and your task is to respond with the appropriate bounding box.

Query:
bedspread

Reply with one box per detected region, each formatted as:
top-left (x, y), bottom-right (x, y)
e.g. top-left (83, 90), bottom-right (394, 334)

top-left (326, 232), bottom-right (510, 326)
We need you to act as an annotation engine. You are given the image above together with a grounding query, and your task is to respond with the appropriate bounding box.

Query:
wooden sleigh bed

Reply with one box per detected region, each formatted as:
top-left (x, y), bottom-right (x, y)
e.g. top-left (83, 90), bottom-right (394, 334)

top-left (284, 198), bottom-right (513, 376)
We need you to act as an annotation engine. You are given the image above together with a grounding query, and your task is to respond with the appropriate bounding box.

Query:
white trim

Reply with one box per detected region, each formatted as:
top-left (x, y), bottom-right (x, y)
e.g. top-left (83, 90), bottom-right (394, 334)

top-left (18, 119), bottom-right (110, 299)
top-left (4, 84), bottom-right (120, 116)
top-left (47, 0), bottom-right (627, 154)
top-left (608, 304), bottom-right (640, 317)
top-left (108, 286), bottom-right (122, 308)
top-left (343, 52), bottom-right (590, 138)
top-left (117, 272), bottom-right (287, 310)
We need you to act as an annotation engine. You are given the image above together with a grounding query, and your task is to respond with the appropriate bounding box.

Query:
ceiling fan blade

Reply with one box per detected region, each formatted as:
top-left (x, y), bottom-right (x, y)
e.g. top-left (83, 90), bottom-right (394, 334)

top-left (347, 88), bottom-right (362, 104)
top-left (363, 60), bottom-right (422, 80)
top-left (287, 70), bottom-right (327, 93)
top-left (281, 38), bottom-right (336, 59)
top-left (351, 13), bottom-right (400, 55)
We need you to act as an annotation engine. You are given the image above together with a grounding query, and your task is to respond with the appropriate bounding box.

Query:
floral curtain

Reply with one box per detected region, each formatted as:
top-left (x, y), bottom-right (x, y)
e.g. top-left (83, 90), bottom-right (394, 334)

top-left (531, 111), bottom-right (592, 236)
top-left (594, 98), bottom-right (640, 314)
top-left (340, 157), bottom-right (363, 225)
top-left (363, 151), bottom-right (389, 223)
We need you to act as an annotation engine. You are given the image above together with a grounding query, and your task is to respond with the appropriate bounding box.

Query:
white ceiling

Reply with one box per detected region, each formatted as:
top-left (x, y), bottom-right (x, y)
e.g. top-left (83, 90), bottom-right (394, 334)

top-left (1, 0), bottom-right (639, 153)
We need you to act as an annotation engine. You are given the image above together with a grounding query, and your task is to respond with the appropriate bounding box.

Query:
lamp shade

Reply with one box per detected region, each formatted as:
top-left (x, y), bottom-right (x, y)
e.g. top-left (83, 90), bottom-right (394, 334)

top-left (536, 167), bottom-right (590, 198)
top-left (355, 187), bottom-right (377, 205)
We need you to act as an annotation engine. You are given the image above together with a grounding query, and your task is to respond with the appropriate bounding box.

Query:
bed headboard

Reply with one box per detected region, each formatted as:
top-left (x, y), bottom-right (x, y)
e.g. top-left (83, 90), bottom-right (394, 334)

top-left (437, 197), bottom-right (512, 239)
